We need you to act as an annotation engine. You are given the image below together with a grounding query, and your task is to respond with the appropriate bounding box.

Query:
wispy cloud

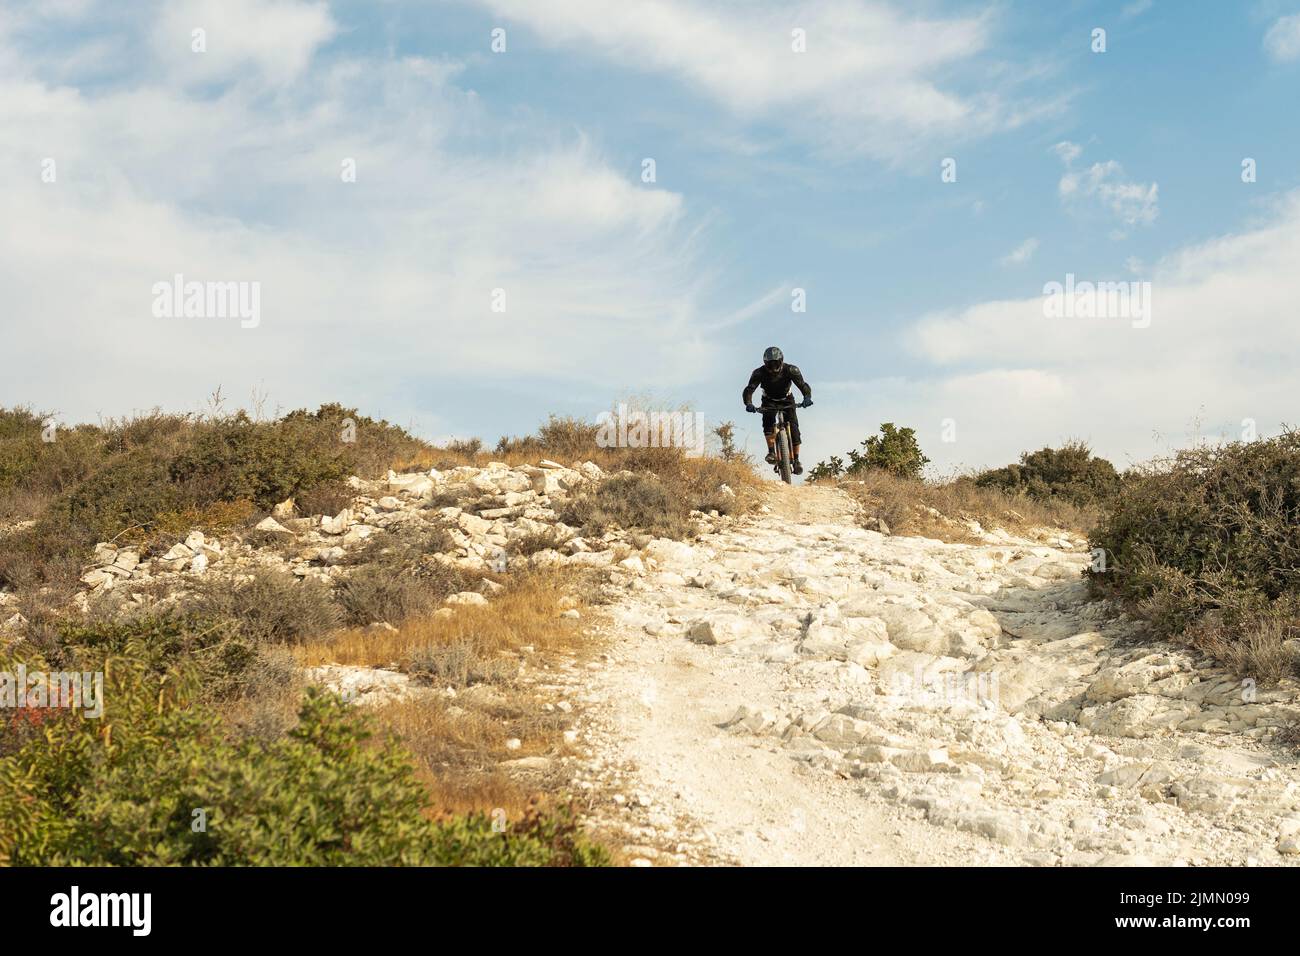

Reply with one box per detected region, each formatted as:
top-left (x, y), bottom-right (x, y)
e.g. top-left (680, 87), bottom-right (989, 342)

top-left (702, 283), bottom-right (791, 333)
top-left (888, 192), bottom-right (1300, 466)
top-left (1264, 14), bottom-right (1300, 62)
top-left (0, 2), bottom-right (717, 430)
top-left (463, 0), bottom-right (1053, 162)
top-left (151, 0), bottom-right (338, 87)
top-left (1120, 0), bottom-right (1153, 20)
top-left (999, 237), bottom-right (1038, 266)
top-left (1054, 141), bottom-right (1158, 232)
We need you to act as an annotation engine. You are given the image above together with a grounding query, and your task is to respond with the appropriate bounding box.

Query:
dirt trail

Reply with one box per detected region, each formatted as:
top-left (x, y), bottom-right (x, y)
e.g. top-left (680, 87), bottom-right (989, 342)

top-left (577, 482), bottom-right (1300, 866)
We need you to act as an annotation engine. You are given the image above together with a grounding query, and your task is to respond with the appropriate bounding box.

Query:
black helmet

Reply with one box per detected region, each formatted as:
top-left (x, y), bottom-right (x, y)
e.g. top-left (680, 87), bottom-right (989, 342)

top-left (763, 346), bottom-right (784, 369)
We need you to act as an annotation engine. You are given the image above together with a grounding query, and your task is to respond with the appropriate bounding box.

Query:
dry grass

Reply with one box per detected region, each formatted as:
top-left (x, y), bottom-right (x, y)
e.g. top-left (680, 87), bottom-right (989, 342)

top-left (127, 499), bottom-right (259, 552)
top-left (836, 470), bottom-right (1097, 543)
top-left (293, 566), bottom-right (596, 820)
top-left (1182, 607), bottom-right (1300, 685)
top-left (292, 567), bottom-right (590, 669)
top-left (387, 410), bottom-right (762, 521)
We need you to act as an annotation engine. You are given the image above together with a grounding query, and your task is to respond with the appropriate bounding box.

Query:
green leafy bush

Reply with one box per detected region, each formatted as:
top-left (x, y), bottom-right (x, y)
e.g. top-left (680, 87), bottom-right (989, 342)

top-left (1089, 431), bottom-right (1300, 679)
top-left (975, 441), bottom-right (1120, 507)
top-left (0, 403), bottom-right (436, 588)
top-left (0, 662), bottom-right (607, 866)
top-left (168, 412), bottom-right (351, 510)
top-left (55, 613), bottom-right (281, 701)
top-left (809, 423), bottom-right (930, 480)
top-left (856, 423), bottom-right (930, 478)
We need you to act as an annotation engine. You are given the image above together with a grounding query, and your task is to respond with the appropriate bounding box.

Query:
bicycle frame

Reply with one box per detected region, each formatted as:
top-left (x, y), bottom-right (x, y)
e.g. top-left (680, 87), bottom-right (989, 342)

top-left (753, 396), bottom-right (799, 484)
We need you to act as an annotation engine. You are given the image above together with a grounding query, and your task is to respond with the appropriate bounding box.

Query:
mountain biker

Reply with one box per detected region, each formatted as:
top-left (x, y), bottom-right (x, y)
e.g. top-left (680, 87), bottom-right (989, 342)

top-left (742, 346), bottom-right (813, 475)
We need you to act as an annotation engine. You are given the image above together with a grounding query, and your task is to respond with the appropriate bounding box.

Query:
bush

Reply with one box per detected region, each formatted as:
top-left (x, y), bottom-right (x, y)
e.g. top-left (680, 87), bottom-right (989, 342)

top-left (1089, 431), bottom-right (1300, 679)
top-left (0, 403), bottom-right (438, 587)
top-left (336, 563), bottom-right (449, 627)
top-left (810, 423), bottom-right (930, 480)
top-left (0, 515), bottom-right (90, 591)
top-left (168, 412), bottom-right (351, 510)
top-left (51, 613), bottom-right (298, 704)
top-left (295, 479), bottom-right (355, 518)
top-left (975, 441), bottom-right (1120, 507)
top-left (506, 527), bottom-right (570, 557)
top-left (0, 660), bottom-right (606, 865)
top-left (183, 570), bottom-right (342, 644)
top-left (495, 415), bottom-right (599, 460)
top-left (428, 806), bottom-right (609, 866)
top-left (561, 473), bottom-right (692, 539)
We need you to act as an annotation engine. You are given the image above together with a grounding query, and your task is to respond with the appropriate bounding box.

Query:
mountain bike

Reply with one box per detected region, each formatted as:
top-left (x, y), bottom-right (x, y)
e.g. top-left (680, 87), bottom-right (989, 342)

top-left (750, 396), bottom-right (802, 485)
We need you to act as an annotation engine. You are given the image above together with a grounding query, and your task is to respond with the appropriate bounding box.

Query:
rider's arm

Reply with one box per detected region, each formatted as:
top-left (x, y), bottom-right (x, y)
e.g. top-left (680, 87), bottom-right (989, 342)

top-left (742, 368), bottom-right (762, 405)
top-left (788, 365), bottom-right (812, 401)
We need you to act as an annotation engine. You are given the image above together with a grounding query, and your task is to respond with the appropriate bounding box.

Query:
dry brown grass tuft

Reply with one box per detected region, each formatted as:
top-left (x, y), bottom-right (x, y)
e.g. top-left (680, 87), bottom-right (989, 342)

top-left (294, 566), bottom-right (596, 819)
top-left (292, 567), bottom-right (590, 669)
top-left (836, 470), bottom-right (1097, 543)
top-left (129, 499), bottom-right (259, 552)
top-left (1182, 606), bottom-right (1300, 686)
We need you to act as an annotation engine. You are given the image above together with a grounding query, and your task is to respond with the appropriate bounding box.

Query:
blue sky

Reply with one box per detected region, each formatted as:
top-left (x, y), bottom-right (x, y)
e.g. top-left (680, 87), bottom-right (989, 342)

top-left (4, 0), bottom-right (1300, 474)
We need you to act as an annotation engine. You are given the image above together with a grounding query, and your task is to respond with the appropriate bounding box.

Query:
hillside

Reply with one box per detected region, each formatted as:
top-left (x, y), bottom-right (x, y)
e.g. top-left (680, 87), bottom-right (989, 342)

top-left (6, 448), bottom-right (1299, 865)
top-left (579, 483), bottom-right (1300, 865)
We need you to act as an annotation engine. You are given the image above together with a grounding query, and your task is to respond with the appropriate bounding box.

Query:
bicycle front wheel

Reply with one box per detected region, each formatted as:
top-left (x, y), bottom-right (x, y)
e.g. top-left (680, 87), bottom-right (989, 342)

top-left (776, 429), bottom-right (792, 484)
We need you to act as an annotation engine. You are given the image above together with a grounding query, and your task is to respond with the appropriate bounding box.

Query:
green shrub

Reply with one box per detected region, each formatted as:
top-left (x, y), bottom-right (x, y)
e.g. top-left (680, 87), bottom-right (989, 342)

top-left (55, 613), bottom-right (273, 700)
top-left (429, 807), bottom-right (609, 866)
top-left (0, 661), bottom-right (607, 866)
top-left (61, 445), bottom-right (192, 542)
top-left (1, 681), bottom-right (436, 865)
top-left (975, 441), bottom-right (1120, 507)
top-left (169, 413), bottom-right (350, 510)
top-left (810, 423), bottom-right (930, 480)
top-left (1090, 431), bottom-right (1300, 679)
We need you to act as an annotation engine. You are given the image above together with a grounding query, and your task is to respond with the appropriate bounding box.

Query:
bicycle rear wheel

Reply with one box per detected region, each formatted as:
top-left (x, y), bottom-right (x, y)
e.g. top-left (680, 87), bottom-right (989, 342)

top-left (776, 428), bottom-right (792, 484)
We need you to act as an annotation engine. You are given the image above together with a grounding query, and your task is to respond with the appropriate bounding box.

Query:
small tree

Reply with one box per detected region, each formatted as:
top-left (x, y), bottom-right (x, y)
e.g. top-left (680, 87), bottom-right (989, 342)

top-left (806, 455), bottom-right (844, 482)
top-left (714, 422), bottom-right (740, 461)
top-left (847, 423), bottom-right (930, 479)
top-left (808, 424), bottom-right (930, 481)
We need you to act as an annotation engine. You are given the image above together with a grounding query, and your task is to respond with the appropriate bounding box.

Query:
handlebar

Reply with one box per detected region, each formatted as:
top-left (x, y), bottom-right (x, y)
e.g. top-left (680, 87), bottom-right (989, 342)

top-left (748, 397), bottom-right (804, 412)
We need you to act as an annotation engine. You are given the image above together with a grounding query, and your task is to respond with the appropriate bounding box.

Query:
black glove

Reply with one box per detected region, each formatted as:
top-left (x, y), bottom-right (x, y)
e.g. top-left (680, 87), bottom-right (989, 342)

top-left (801, 398), bottom-right (814, 408)
top-left (745, 403), bottom-right (757, 413)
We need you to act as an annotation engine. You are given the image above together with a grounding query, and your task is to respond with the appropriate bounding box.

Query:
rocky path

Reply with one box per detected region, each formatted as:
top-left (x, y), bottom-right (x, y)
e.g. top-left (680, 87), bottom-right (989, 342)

top-left (578, 484), bottom-right (1300, 866)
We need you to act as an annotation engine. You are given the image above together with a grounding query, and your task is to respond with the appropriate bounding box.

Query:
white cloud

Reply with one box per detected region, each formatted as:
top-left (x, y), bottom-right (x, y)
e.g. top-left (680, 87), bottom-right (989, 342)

top-left (1055, 144), bottom-right (1158, 229)
top-left (0, 21), bottom-right (716, 434)
top-left (152, 0), bottom-right (337, 87)
top-left (999, 237), bottom-right (1038, 266)
top-left (1264, 14), bottom-right (1300, 62)
top-left (466, 0), bottom-right (1049, 161)
top-left (1121, 0), bottom-right (1153, 20)
top-left (1051, 140), bottom-right (1082, 165)
top-left (888, 192), bottom-right (1300, 469)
